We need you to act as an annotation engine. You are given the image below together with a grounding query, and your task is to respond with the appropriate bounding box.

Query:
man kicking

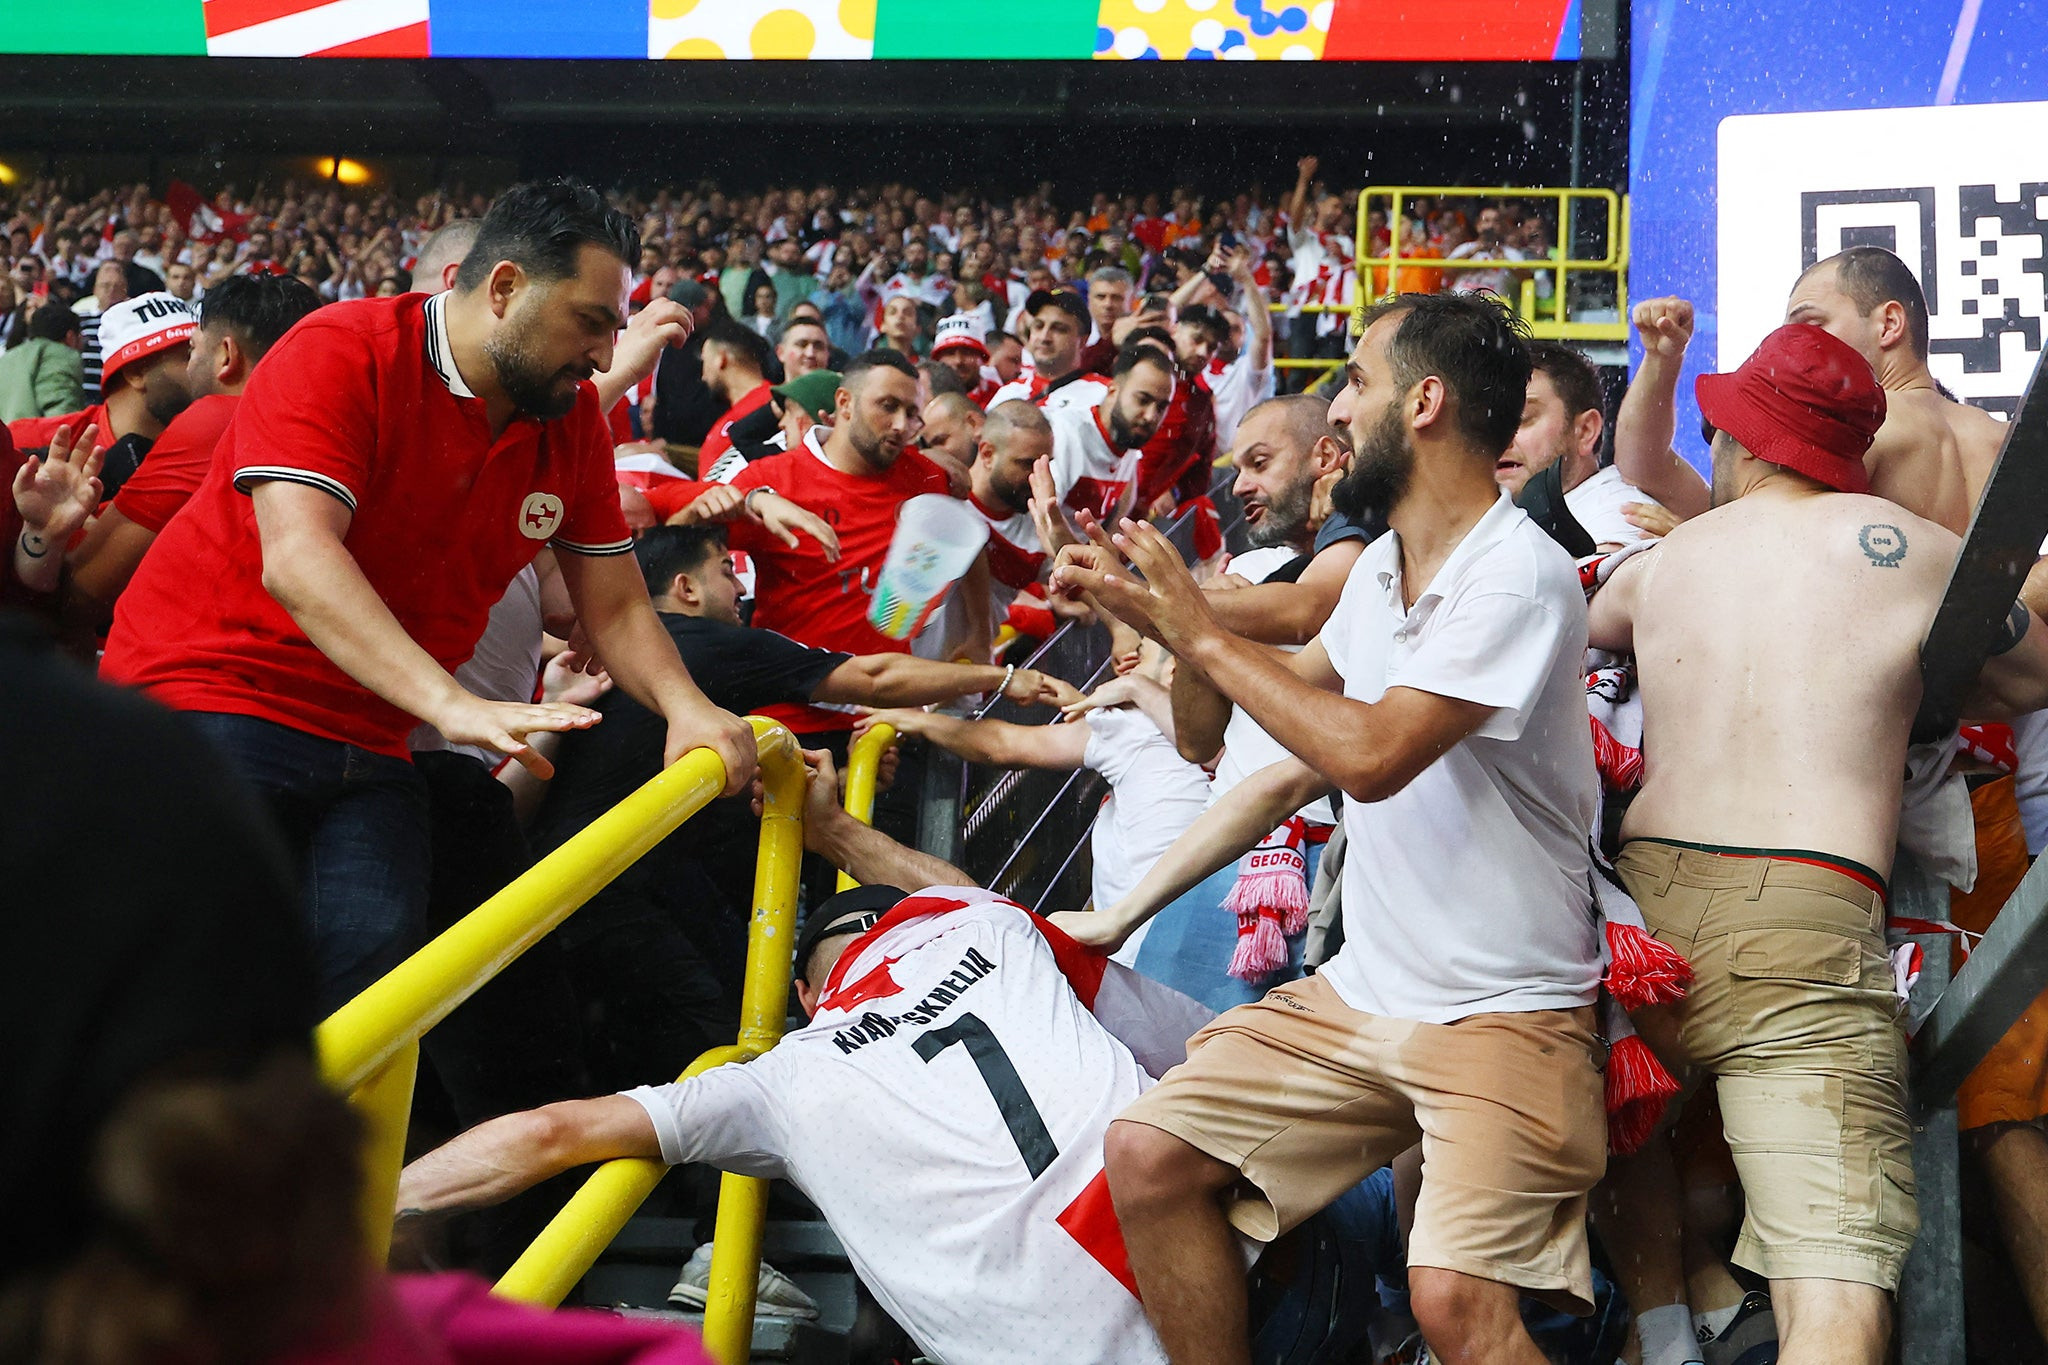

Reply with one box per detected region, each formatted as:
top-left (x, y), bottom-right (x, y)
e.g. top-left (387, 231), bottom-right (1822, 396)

top-left (1589, 323), bottom-right (2048, 1364)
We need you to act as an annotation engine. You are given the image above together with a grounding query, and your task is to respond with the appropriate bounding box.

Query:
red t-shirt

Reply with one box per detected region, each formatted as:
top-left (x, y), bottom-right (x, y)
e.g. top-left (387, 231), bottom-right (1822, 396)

top-left (101, 293), bottom-right (632, 758)
top-left (110, 392), bottom-right (238, 533)
top-left (9, 403), bottom-right (110, 454)
top-left (730, 429), bottom-right (951, 733)
top-left (698, 381), bottom-right (774, 465)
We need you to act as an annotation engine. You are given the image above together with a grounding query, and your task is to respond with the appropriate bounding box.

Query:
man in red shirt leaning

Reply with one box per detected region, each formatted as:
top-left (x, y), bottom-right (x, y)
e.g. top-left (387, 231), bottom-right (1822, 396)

top-left (726, 347), bottom-right (960, 746)
top-left (100, 180), bottom-right (757, 1010)
top-left (66, 273), bottom-right (324, 634)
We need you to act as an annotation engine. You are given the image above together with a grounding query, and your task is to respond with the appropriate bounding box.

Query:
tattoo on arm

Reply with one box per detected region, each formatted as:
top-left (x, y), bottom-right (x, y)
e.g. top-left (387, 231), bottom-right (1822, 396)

top-left (1992, 601), bottom-right (2032, 656)
top-left (1858, 523), bottom-right (1908, 568)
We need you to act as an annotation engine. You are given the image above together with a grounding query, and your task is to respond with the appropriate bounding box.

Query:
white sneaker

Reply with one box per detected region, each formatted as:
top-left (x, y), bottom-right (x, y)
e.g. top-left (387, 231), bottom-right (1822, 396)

top-left (666, 1243), bottom-right (821, 1320)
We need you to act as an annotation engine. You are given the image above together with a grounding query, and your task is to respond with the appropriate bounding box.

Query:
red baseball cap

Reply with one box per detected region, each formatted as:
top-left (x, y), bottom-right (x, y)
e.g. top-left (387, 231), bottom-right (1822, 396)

top-left (1695, 323), bottom-right (1886, 494)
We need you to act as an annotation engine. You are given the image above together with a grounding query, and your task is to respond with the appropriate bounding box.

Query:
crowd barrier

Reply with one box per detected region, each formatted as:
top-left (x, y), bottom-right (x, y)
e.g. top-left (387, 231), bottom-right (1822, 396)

top-left (321, 717), bottom-right (899, 1365)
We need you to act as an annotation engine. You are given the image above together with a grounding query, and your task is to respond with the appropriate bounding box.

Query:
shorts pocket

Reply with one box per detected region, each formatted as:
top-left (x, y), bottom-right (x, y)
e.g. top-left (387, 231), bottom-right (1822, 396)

top-left (1727, 927), bottom-right (1861, 986)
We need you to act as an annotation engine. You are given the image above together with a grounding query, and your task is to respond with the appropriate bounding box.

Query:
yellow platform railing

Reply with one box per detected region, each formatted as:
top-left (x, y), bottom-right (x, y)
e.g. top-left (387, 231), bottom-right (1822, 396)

top-left (494, 719), bottom-right (898, 1364)
top-left (1270, 185), bottom-right (1632, 384)
top-left (320, 717), bottom-right (802, 1271)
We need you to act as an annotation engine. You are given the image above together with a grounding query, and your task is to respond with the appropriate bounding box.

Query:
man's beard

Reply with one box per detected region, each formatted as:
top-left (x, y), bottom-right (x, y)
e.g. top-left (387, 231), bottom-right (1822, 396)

top-left (988, 471), bottom-right (1031, 515)
top-left (1330, 398), bottom-right (1415, 524)
top-left (1246, 475), bottom-right (1315, 549)
top-left (142, 365), bottom-right (193, 428)
top-left (1106, 398), bottom-right (1159, 451)
top-left (486, 309), bottom-right (588, 421)
top-left (847, 411), bottom-right (902, 471)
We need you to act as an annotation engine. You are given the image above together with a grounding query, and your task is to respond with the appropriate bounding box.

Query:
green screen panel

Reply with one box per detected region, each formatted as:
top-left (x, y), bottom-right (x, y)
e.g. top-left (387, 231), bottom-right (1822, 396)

top-left (872, 0), bottom-right (1098, 58)
top-left (17, 1), bottom-right (206, 54)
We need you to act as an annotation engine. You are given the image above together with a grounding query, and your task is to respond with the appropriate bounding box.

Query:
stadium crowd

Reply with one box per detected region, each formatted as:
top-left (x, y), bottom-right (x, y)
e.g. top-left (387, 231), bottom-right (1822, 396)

top-left (5, 168), bottom-right (2047, 1365)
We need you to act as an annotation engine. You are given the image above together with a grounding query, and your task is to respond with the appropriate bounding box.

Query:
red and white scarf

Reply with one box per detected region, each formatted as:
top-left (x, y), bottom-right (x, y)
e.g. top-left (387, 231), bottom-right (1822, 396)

top-left (1222, 816), bottom-right (1329, 984)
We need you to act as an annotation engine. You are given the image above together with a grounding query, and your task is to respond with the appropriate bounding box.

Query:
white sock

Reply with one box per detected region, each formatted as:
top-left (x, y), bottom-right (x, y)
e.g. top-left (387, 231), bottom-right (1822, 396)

top-left (1693, 1300), bottom-right (1742, 1343)
top-left (1638, 1304), bottom-right (1705, 1365)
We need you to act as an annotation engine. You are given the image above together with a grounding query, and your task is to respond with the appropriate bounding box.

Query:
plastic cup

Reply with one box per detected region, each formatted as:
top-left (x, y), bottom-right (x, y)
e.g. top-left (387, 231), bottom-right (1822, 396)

top-left (867, 494), bottom-right (991, 640)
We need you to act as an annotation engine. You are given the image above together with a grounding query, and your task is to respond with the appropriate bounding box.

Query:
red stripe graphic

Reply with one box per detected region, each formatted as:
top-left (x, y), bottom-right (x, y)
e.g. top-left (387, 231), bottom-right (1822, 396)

top-left (312, 19), bottom-right (428, 56)
top-left (204, 0), bottom-right (324, 37)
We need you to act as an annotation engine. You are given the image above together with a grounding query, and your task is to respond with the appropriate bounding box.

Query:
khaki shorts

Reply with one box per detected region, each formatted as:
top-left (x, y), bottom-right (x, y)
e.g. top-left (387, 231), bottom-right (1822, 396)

top-left (1615, 839), bottom-right (1917, 1289)
top-left (1119, 974), bottom-right (1606, 1315)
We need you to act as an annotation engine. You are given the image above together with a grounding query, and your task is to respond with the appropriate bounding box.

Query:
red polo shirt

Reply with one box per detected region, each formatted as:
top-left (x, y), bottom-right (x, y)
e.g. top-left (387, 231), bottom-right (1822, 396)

top-left (9, 404), bottom-right (110, 454)
top-left (111, 392), bottom-right (238, 533)
top-left (730, 428), bottom-right (951, 734)
top-left (101, 293), bottom-right (632, 758)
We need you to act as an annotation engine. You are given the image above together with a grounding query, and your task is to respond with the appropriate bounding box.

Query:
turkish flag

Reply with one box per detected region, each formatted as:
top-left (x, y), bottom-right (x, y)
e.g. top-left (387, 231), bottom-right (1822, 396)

top-left (165, 181), bottom-right (250, 246)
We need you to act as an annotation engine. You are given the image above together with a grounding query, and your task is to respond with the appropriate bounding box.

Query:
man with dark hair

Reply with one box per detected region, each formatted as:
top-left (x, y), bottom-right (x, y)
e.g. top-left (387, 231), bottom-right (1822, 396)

top-left (1053, 292), bottom-right (1609, 1365)
top-left (724, 349), bottom-right (961, 745)
top-left (991, 288), bottom-right (1089, 406)
top-left (1495, 339), bottom-right (1656, 550)
top-left (67, 274), bottom-right (325, 621)
top-left (100, 178), bottom-right (757, 1010)
top-left (0, 302), bottom-right (84, 422)
top-left (1040, 342), bottom-right (1175, 525)
top-left (695, 322), bottom-right (775, 468)
top-left (775, 313), bottom-right (832, 383)
top-left (1588, 323), bottom-right (2048, 1365)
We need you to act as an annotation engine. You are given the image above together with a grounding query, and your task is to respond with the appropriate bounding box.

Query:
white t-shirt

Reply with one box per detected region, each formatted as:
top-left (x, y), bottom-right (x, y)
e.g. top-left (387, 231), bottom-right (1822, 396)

top-left (1208, 350), bottom-right (1277, 455)
top-left (1044, 401), bottom-right (1140, 522)
top-left (1209, 546), bottom-right (1339, 826)
top-left (1084, 707), bottom-right (1213, 958)
top-left (1315, 494), bottom-right (1602, 1023)
top-left (1565, 465), bottom-right (1657, 549)
top-left (1445, 241), bottom-right (1529, 298)
top-left (625, 888), bottom-right (1210, 1365)
top-left (407, 564), bottom-right (543, 765)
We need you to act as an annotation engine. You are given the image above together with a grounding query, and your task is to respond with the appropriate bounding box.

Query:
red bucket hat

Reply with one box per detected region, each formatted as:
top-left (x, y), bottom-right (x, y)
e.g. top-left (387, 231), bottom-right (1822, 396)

top-left (1695, 324), bottom-right (1886, 494)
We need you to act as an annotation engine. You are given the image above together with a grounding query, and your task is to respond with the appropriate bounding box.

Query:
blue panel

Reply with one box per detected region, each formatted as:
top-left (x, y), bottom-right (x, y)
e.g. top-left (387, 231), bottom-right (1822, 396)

top-left (1627, 0), bottom-right (2048, 470)
top-left (431, 0), bottom-right (646, 58)
top-left (1552, 0), bottom-right (1581, 61)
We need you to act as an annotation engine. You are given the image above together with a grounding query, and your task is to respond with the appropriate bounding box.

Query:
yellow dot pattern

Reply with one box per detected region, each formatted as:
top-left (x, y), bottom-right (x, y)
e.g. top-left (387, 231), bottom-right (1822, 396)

top-left (651, 0), bottom-right (874, 58)
top-left (1093, 0), bottom-right (1331, 60)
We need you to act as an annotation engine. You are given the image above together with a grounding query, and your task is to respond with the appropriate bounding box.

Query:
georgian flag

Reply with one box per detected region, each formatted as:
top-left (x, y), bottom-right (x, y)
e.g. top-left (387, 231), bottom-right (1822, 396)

top-left (202, 0), bottom-right (429, 57)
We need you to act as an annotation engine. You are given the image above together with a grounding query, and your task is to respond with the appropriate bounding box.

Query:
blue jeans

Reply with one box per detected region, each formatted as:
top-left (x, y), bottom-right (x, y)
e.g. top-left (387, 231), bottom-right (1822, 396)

top-left (1133, 844), bottom-right (1319, 1013)
top-left (185, 712), bottom-right (429, 1013)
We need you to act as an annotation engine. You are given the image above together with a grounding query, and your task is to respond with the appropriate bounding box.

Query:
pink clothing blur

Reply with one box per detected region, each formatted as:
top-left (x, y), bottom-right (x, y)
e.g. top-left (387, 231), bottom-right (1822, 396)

top-left (283, 1272), bottom-right (716, 1365)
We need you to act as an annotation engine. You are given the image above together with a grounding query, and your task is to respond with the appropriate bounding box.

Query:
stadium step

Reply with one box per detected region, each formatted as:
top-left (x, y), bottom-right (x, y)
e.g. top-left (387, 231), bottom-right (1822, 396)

top-left (577, 1214), bottom-right (859, 1364)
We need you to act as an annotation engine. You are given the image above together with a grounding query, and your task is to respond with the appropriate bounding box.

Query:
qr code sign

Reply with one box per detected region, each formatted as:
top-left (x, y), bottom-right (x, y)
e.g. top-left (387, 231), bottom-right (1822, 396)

top-left (1719, 101), bottom-right (2048, 417)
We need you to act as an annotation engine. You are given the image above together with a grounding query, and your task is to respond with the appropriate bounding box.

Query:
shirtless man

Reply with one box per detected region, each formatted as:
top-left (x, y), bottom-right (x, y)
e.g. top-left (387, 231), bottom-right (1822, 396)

top-left (1587, 323), bottom-right (2048, 1365)
top-left (1616, 247), bottom-right (2005, 533)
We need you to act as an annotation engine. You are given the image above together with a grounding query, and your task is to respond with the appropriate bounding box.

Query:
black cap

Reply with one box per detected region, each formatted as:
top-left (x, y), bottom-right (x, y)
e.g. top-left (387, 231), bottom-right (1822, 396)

top-left (793, 885), bottom-right (908, 982)
top-left (666, 279), bottom-right (710, 310)
top-left (1025, 288), bottom-right (1089, 328)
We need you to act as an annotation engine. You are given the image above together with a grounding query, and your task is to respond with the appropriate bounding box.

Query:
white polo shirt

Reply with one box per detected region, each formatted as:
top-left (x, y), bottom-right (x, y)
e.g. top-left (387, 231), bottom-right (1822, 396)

top-left (1316, 493), bottom-right (1602, 1024)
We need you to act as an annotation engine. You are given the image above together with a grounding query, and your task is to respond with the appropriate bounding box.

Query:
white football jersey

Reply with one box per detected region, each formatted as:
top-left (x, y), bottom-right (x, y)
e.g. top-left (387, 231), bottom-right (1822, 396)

top-left (625, 887), bottom-right (1210, 1365)
top-left (1044, 402), bottom-right (1141, 523)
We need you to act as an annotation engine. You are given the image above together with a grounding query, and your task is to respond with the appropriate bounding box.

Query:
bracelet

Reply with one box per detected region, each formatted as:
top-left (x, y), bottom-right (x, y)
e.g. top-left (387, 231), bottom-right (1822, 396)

top-left (998, 664), bottom-right (1017, 698)
top-left (742, 485), bottom-right (775, 516)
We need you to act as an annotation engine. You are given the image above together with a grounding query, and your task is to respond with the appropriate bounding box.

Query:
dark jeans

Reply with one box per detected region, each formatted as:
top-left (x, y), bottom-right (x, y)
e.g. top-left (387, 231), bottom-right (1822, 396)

top-left (414, 750), bottom-right (590, 1125)
top-left (185, 711), bottom-right (428, 1015)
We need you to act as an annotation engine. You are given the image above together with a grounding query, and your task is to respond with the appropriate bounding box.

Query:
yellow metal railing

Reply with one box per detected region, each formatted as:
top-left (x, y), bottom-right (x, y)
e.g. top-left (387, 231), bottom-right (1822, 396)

top-left (494, 719), bottom-right (897, 1363)
top-left (1270, 185), bottom-right (1632, 384)
top-left (322, 720), bottom-right (788, 1263)
top-left (835, 722), bottom-right (896, 891)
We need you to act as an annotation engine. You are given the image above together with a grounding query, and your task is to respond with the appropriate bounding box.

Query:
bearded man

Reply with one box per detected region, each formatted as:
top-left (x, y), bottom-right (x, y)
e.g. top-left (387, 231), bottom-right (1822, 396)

top-left (101, 179), bottom-right (756, 1011)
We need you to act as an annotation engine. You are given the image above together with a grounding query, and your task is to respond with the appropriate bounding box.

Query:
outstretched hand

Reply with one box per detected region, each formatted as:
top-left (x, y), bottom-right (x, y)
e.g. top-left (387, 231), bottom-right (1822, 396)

top-left (1050, 513), bottom-right (1217, 653)
top-left (13, 420), bottom-right (104, 543)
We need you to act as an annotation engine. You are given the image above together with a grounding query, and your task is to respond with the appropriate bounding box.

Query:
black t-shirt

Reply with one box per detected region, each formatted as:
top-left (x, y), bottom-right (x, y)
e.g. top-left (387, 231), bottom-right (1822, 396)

top-left (530, 613), bottom-right (848, 914)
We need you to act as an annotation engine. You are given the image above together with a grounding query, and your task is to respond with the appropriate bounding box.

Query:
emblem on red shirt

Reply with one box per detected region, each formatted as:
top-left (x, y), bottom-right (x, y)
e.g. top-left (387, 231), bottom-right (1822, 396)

top-left (519, 492), bottom-right (563, 540)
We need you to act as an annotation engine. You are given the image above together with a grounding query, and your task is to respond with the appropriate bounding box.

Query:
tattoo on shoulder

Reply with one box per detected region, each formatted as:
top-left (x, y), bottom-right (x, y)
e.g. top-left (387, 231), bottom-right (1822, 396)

top-left (1993, 601), bottom-right (2033, 656)
top-left (1858, 523), bottom-right (1908, 568)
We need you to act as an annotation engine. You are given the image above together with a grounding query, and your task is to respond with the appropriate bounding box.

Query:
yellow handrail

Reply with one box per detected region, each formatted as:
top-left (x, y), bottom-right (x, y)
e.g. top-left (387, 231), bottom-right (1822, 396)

top-left (1267, 185), bottom-right (1632, 380)
top-left (495, 720), bottom-right (808, 1365)
top-left (322, 718), bottom-right (795, 1265)
top-left (835, 722), bottom-right (897, 891)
